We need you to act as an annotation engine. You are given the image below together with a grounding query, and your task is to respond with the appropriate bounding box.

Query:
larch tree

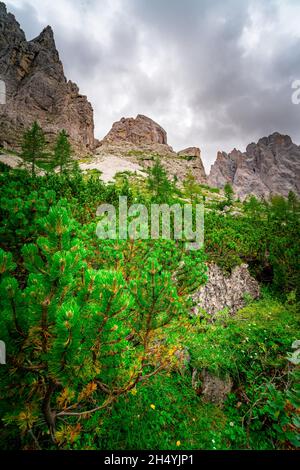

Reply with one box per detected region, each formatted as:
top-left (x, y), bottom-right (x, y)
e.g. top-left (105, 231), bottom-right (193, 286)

top-left (21, 122), bottom-right (46, 177)
top-left (54, 130), bottom-right (72, 173)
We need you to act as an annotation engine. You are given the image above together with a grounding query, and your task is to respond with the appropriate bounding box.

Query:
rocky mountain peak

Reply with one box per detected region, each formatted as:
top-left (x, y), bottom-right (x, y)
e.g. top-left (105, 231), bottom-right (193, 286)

top-left (96, 114), bottom-right (207, 184)
top-left (0, 2), bottom-right (26, 47)
top-left (0, 3), bottom-right (94, 152)
top-left (256, 132), bottom-right (293, 149)
top-left (31, 25), bottom-right (56, 50)
top-left (209, 132), bottom-right (300, 199)
top-left (102, 114), bottom-right (168, 146)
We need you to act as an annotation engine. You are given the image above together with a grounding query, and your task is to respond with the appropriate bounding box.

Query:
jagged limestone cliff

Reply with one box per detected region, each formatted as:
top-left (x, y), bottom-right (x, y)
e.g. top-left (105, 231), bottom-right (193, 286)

top-left (209, 132), bottom-right (300, 199)
top-left (0, 2), bottom-right (94, 152)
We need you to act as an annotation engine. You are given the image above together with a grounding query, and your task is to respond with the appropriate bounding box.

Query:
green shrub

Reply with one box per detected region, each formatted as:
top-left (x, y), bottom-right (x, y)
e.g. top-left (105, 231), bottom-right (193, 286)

top-left (0, 152), bottom-right (299, 451)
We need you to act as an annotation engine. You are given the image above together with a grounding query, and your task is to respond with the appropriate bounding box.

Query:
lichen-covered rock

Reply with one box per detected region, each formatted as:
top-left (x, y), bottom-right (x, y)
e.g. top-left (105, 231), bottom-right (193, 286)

top-left (0, 2), bottom-right (94, 152)
top-left (192, 369), bottom-right (233, 405)
top-left (208, 132), bottom-right (300, 199)
top-left (192, 263), bottom-right (260, 315)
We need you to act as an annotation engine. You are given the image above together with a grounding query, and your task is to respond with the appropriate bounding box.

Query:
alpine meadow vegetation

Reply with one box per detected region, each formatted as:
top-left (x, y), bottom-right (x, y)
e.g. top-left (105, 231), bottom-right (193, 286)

top-left (0, 124), bottom-right (299, 450)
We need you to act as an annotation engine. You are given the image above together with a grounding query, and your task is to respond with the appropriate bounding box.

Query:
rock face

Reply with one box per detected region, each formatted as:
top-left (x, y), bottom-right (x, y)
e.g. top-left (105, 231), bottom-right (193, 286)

top-left (193, 263), bottom-right (260, 316)
top-left (97, 115), bottom-right (207, 183)
top-left (209, 133), bottom-right (300, 199)
top-left (177, 146), bottom-right (206, 181)
top-left (102, 114), bottom-right (168, 146)
top-left (0, 2), bottom-right (94, 152)
top-left (178, 147), bottom-right (201, 159)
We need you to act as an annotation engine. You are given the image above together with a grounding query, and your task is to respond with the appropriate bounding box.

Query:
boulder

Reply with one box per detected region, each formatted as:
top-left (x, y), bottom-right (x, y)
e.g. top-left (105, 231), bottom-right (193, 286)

top-left (192, 368), bottom-right (233, 405)
top-left (192, 263), bottom-right (260, 316)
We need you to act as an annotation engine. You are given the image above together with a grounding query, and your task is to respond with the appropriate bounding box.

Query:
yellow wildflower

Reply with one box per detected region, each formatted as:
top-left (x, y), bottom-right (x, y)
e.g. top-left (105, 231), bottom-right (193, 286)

top-left (176, 440), bottom-right (181, 446)
top-left (150, 404), bottom-right (155, 410)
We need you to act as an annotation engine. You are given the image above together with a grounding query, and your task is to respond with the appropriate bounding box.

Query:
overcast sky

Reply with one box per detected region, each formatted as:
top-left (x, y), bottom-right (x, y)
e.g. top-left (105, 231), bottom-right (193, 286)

top-left (6, 0), bottom-right (300, 171)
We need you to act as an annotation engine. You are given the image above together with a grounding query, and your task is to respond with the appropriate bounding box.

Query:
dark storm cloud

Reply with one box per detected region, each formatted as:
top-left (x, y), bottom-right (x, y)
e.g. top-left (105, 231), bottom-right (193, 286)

top-left (129, 0), bottom-right (300, 164)
top-left (5, 0), bottom-right (300, 171)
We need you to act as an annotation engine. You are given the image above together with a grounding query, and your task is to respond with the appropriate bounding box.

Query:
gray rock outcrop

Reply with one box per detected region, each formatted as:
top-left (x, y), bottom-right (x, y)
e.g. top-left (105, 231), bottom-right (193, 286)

top-left (101, 114), bottom-right (168, 146)
top-left (208, 132), bottom-right (300, 199)
top-left (97, 115), bottom-right (207, 183)
top-left (178, 146), bottom-right (201, 159)
top-left (0, 2), bottom-right (94, 152)
top-left (192, 263), bottom-right (260, 316)
top-left (192, 369), bottom-right (233, 405)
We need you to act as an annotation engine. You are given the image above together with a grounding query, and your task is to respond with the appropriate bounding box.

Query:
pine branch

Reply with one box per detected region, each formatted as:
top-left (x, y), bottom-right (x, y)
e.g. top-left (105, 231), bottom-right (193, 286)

top-left (42, 381), bottom-right (58, 439)
top-left (10, 297), bottom-right (25, 337)
top-left (56, 396), bottom-right (114, 417)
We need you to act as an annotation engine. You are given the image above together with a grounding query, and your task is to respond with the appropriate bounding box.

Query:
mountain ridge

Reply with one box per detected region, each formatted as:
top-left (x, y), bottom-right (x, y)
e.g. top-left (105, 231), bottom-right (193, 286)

top-left (209, 132), bottom-right (300, 199)
top-left (0, 2), bottom-right (299, 199)
top-left (0, 1), bottom-right (94, 152)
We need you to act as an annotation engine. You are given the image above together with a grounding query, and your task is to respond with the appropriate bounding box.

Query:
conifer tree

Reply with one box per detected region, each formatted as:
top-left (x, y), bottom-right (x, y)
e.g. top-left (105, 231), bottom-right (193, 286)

top-left (183, 170), bottom-right (203, 204)
top-left (54, 129), bottom-right (72, 173)
top-left (0, 203), bottom-right (206, 448)
top-left (21, 121), bottom-right (46, 177)
top-left (147, 158), bottom-right (173, 202)
top-left (224, 182), bottom-right (234, 205)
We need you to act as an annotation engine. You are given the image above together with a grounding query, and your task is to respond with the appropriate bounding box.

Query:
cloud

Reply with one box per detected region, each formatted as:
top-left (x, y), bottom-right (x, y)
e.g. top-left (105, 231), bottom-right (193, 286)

top-left (5, 0), bottom-right (300, 171)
